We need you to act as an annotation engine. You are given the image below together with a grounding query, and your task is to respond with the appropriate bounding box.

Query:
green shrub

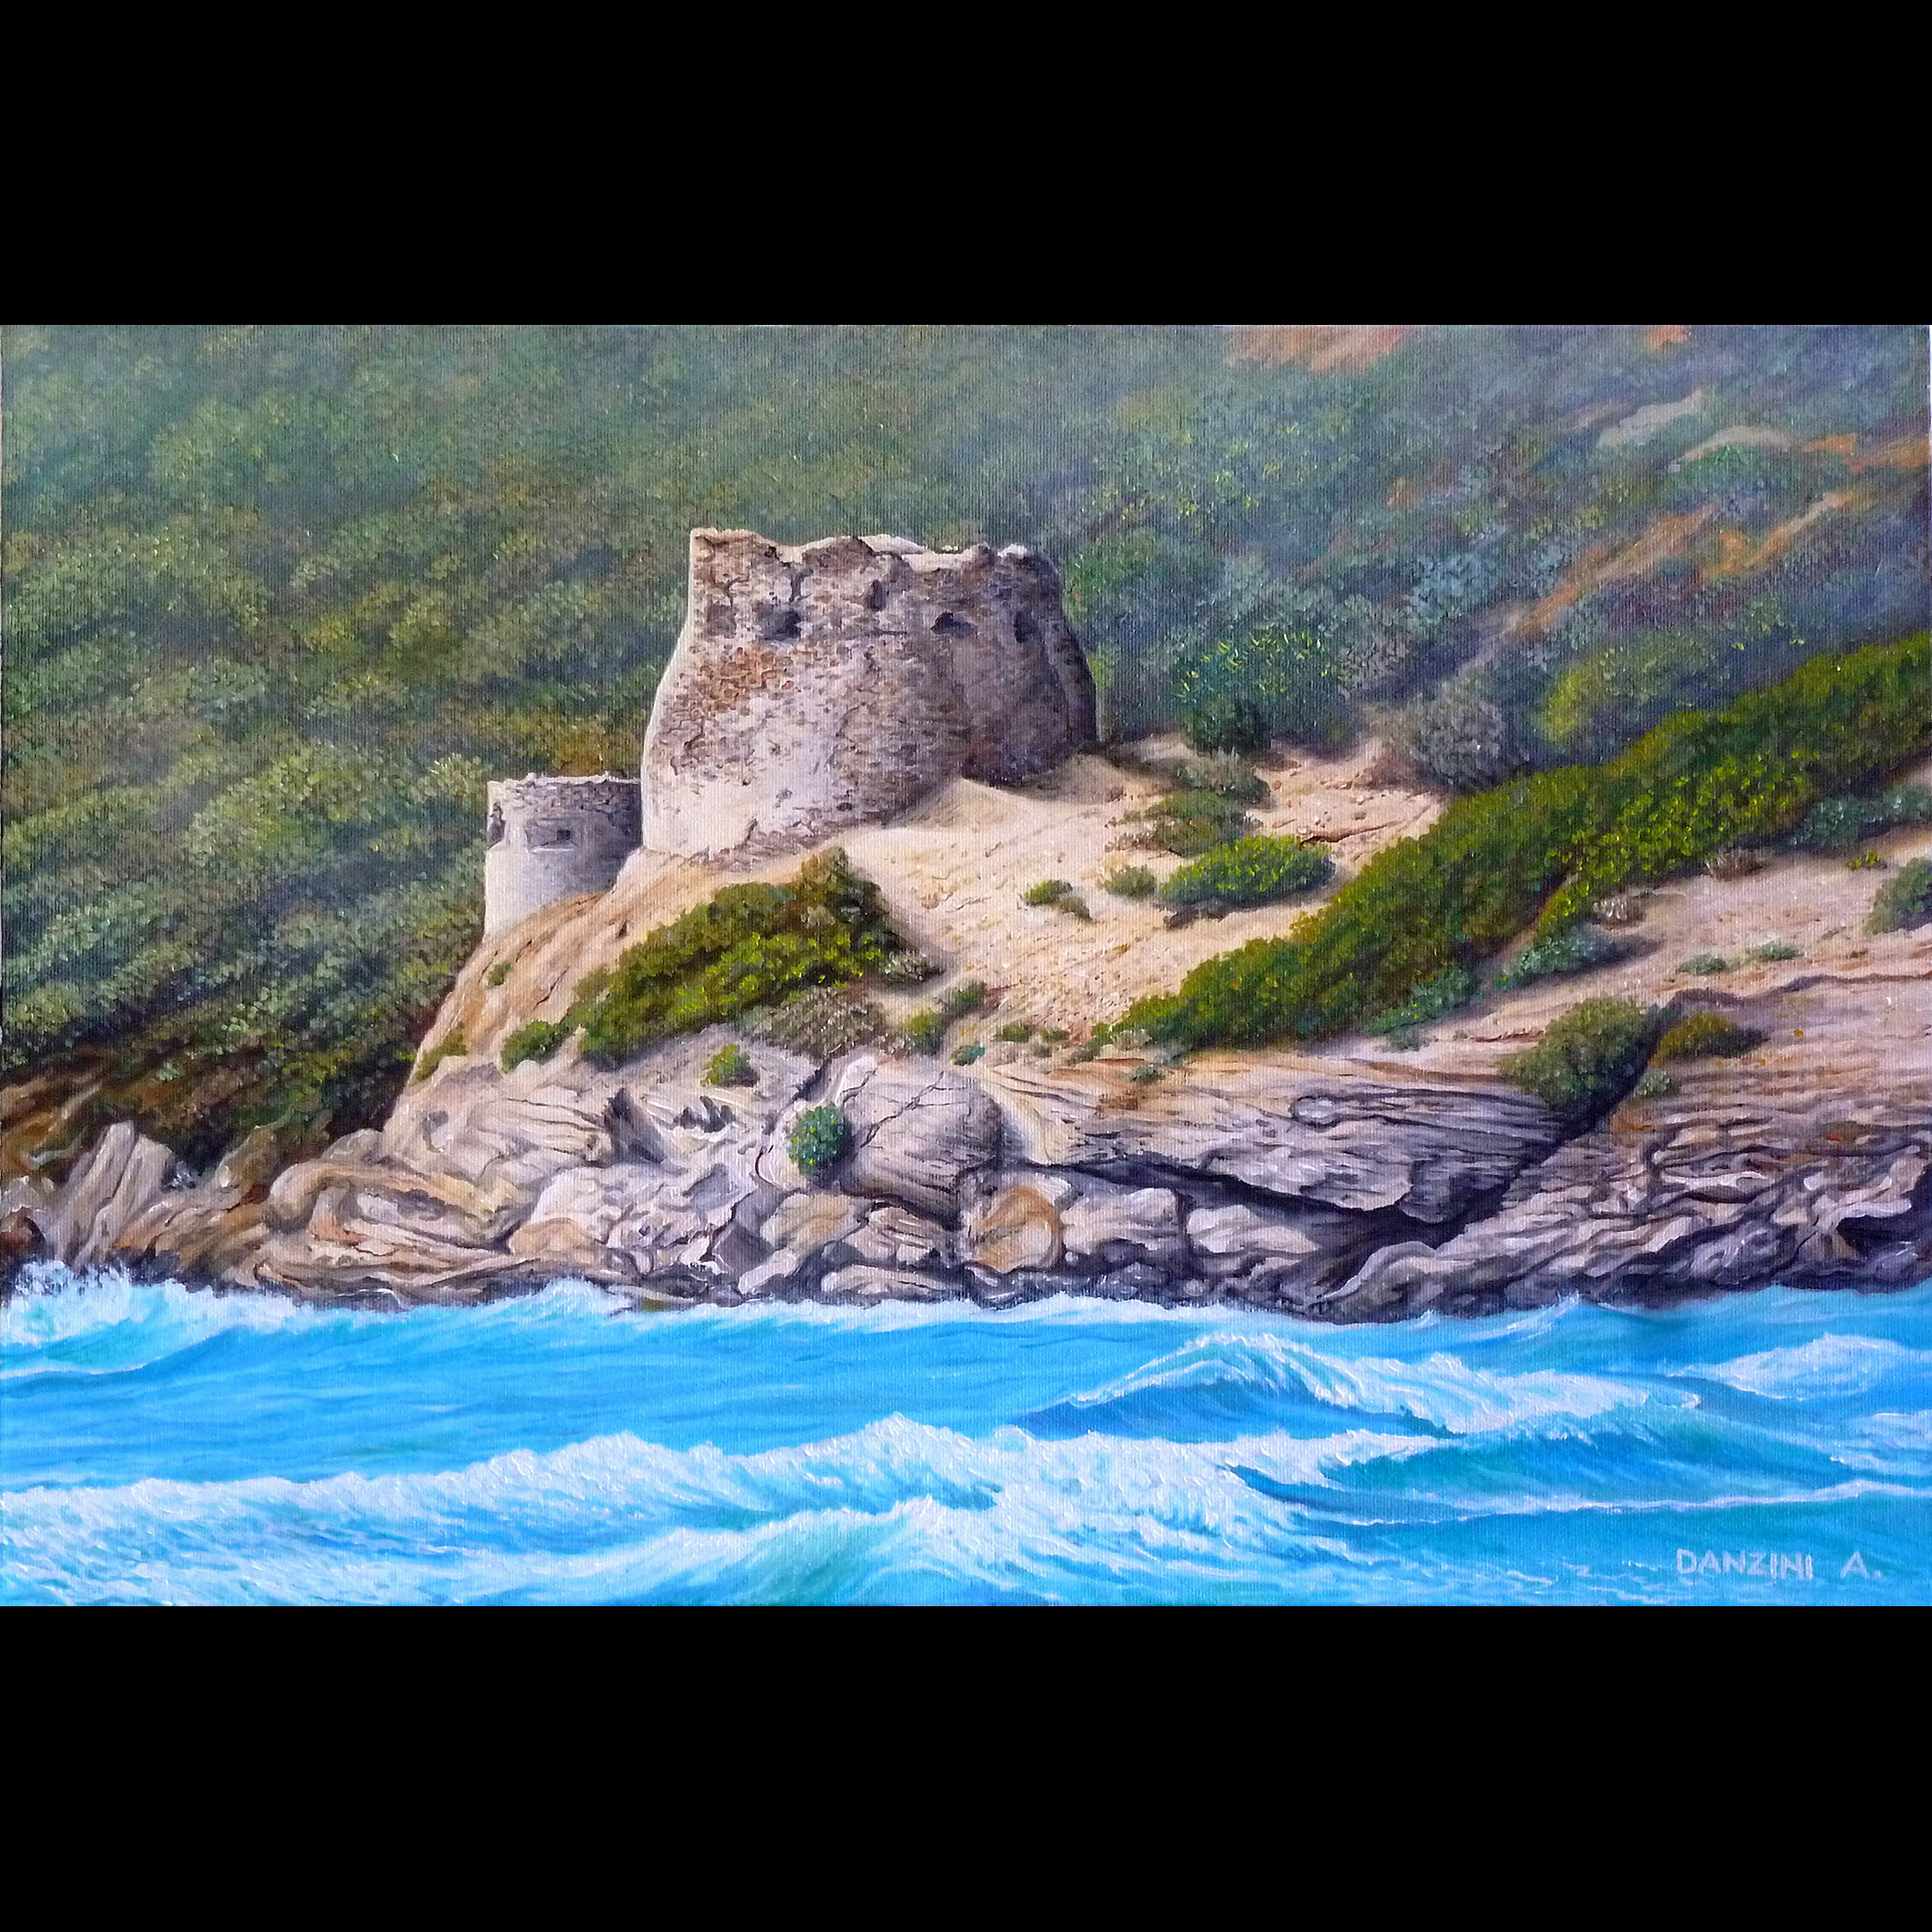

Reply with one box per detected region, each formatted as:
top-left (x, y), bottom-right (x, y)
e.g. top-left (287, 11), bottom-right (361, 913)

top-left (1119, 638), bottom-right (1932, 1054)
top-left (1632, 1070), bottom-right (1674, 1099)
top-left (951, 1042), bottom-right (985, 1064)
top-left (1745, 941), bottom-right (1801, 962)
top-left (1792, 783), bottom-right (1932, 851)
top-left (902, 1009), bottom-right (948, 1055)
top-left (1501, 998), bottom-right (1660, 1121)
top-left (938, 981), bottom-right (989, 1020)
top-left (1060, 894), bottom-right (1092, 921)
top-left (1128, 790), bottom-right (1257, 855)
top-left (1678, 954), bottom-right (1731, 976)
top-left (879, 949), bottom-right (941, 985)
top-left (1364, 967), bottom-right (1477, 1034)
top-left (1491, 926), bottom-right (1625, 991)
top-left (787, 1104), bottom-right (849, 1178)
top-left (740, 987), bottom-right (891, 1060)
top-left (484, 962), bottom-right (512, 988)
top-left (1128, 1063), bottom-right (1164, 1084)
top-left (1171, 753), bottom-right (1272, 804)
top-left (1039, 1027), bottom-right (1070, 1044)
top-left (1103, 864), bottom-right (1159, 899)
top-left (415, 1030), bottom-right (468, 1080)
top-left (1654, 1012), bottom-right (1762, 1061)
top-left (1158, 836), bottom-right (1333, 910)
top-left (1022, 879), bottom-right (1074, 906)
top-left (565, 849), bottom-right (910, 1070)
top-left (1179, 696), bottom-right (1270, 756)
top-left (703, 1042), bottom-right (756, 1086)
top-left (501, 1020), bottom-right (571, 1071)
top-left (1847, 851), bottom-right (1886, 870)
top-left (995, 1022), bottom-right (1034, 1042)
top-left (1868, 857), bottom-right (1932, 934)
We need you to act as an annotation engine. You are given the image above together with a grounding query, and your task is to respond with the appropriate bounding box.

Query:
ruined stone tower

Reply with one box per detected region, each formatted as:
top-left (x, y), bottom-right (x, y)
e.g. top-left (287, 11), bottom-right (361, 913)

top-left (639, 530), bottom-right (1098, 861)
top-left (483, 774), bottom-right (641, 935)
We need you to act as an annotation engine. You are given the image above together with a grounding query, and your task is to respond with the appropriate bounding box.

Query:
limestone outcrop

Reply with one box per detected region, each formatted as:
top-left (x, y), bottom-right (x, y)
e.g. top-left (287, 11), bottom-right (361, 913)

top-left (638, 530), bottom-right (1097, 860)
top-left (14, 977), bottom-right (1930, 1316)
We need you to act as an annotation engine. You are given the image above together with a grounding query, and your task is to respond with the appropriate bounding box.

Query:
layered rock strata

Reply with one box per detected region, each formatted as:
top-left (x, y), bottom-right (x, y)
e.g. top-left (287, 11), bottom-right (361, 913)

top-left (18, 975), bottom-right (1924, 1316)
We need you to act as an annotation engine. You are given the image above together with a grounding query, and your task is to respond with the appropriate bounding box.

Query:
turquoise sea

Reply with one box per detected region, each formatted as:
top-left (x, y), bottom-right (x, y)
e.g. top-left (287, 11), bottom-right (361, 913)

top-left (3, 1263), bottom-right (1928, 1604)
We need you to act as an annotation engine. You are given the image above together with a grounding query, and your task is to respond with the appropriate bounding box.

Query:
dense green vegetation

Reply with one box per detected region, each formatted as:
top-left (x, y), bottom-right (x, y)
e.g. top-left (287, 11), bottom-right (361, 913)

top-left (4, 326), bottom-right (1924, 1160)
top-left (1123, 635), bottom-right (1930, 1050)
top-left (1654, 1013), bottom-right (1762, 1061)
top-left (786, 1105), bottom-right (848, 1179)
top-left (1869, 858), bottom-right (1932, 934)
top-left (1501, 998), bottom-right (1662, 1121)
top-left (1157, 836), bottom-right (1333, 910)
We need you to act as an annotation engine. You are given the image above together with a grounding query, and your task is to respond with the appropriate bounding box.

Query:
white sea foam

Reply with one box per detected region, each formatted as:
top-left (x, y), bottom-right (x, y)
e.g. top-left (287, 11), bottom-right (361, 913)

top-left (0, 1415), bottom-right (1431, 1605)
top-left (1062, 1330), bottom-right (1654, 1436)
top-left (1683, 1334), bottom-right (1932, 1400)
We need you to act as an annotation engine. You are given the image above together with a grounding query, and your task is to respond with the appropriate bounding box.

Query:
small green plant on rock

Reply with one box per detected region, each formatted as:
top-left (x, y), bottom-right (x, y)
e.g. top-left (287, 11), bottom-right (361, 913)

top-left (902, 1009), bottom-right (948, 1056)
top-left (787, 1104), bottom-right (850, 1179)
top-left (1745, 940), bottom-right (1801, 962)
top-left (1128, 1063), bottom-right (1164, 1084)
top-left (1102, 864), bottom-right (1158, 899)
top-left (703, 1042), bottom-right (757, 1086)
top-left (1847, 850), bottom-right (1887, 870)
top-left (1868, 856), bottom-right (1932, 934)
top-left (995, 1022), bottom-right (1034, 1042)
top-left (485, 961), bottom-right (512, 988)
top-left (938, 981), bottom-right (990, 1020)
top-left (415, 1030), bottom-right (468, 1081)
top-left (1632, 1070), bottom-right (1674, 1099)
top-left (1678, 954), bottom-right (1731, 976)
top-left (1653, 1012), bottom-right (1763, 1061)
top-left (951, 1042), bottom-right (985, 1064)
top-left (501, 1020), bottom-right (571, 1071)
top-left (1501, 997), bottom-right (1660, 1121)
top-left (1171, 753), bottom-right (1272, 804)
top-left (1038, 1027), bottom-right (1070, 1044)
top-left (1022, 879), bottom-right (1075, 907)
top-left (1125, 791), bottom-right (1257, 855)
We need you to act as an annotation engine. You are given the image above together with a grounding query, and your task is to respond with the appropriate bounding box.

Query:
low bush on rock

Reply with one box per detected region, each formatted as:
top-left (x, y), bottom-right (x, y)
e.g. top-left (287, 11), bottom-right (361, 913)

top-left (995, 1022), bottom-right (1034, 1042)
top-left (703, 1042), bottom-right (757, 1086)
top-left (501, 1020), bottom-right (571, 1071)
top-left (1102, 864), bottom-right (1158, 899)
top-left (787, 1104), bottom-right (849, 1179)
top-left (1746, 940), bottom-right (1801, 962)
top-left (1022, 879), bottom-right (1075, 906)
top-left (1679, 953), bottom-right (1731, 976)
top-left (1868, 857), bottom-right (1932, 934)
top-left (1653, 1012), bottom-right (1762, 1061)
top-left (1171, 753), bottom-right (1272, 804)
top-left (1501, 998), bottom-right (1661, 1121)
top-left (1791, 783), bottom-right (1932, 852)
top-left (741, 987), bottom-right (890, 1059)
top-left (415, 1030), bottom-right (468, 1081)
top-left (902, 1010), bottom-right (948, 1055)
top-left (951, 1042), bottom-right (985, 1064)
top-left (485, 962), bottom-right (512, 988)
top-left (1158, 836), bottom-right (1332, 910)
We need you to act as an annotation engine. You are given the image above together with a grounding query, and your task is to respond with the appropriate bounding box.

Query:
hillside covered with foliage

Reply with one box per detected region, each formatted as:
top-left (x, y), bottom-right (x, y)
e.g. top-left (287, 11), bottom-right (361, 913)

top-left (4, 324), bottom-right (1926, 1161)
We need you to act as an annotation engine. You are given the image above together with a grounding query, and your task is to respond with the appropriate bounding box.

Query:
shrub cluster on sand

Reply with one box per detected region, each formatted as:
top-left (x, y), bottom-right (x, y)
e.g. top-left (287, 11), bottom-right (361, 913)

top-left (1157, 836), bottom-right (1332, 911)
top-left (1120, 636), bottom-right (1928, 1052)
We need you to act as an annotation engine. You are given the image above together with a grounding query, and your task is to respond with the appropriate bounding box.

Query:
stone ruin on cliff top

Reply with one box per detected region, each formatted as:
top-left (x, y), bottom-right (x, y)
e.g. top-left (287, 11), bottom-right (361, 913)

top-left (483, 529), bottom-right (1098, 932)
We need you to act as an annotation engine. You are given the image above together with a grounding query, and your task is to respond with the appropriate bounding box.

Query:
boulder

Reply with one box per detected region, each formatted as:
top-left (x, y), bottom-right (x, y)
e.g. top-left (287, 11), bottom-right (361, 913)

top-left (834, 1056), bottom-right (1003, 1218)
top-left (37, 1122), bottom-right (179, 1266)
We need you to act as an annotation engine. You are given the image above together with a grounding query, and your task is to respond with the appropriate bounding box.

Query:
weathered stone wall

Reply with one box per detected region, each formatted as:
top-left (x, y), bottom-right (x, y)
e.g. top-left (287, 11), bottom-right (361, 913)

top-left (484, 775), bottom-right (641, 935)
top-left (638, 530), bottom-right (1098, 860)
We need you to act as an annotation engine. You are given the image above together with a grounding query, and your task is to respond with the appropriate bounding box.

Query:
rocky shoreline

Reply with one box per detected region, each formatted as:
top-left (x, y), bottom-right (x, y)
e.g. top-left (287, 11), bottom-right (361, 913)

top-left (9, 966), bottom-right (1927, 1319)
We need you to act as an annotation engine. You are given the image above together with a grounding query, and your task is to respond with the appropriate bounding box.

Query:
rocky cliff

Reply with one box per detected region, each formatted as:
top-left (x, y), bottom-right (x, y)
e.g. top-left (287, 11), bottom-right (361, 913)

top-left (18, 963), bottom-right (1927, 1318)
top-left (638, 530), bottom-right (1096, 860)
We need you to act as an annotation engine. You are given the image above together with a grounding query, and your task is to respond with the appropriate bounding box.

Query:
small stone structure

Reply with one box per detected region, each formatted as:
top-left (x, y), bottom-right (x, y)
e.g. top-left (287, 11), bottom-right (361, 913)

top-left (484, 774), bottom-right (641, 935)
top-left (639, 530), bottom-right (1098, 860)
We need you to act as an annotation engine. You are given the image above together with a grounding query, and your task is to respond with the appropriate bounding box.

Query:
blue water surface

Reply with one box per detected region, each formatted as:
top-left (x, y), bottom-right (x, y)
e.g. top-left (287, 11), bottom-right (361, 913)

top-left (4, 1263), bottom-right (1929, 1604)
